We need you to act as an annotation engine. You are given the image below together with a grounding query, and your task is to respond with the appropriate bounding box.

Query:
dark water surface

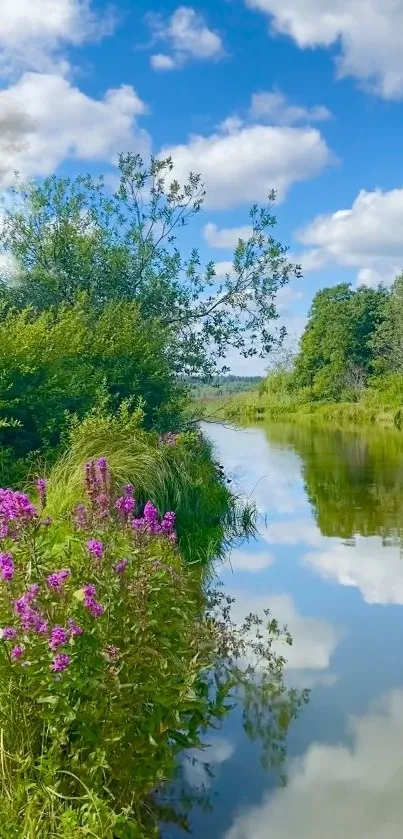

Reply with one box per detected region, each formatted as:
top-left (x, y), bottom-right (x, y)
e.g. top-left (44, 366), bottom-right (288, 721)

top-left (165, 421), bottom-right (403, 839)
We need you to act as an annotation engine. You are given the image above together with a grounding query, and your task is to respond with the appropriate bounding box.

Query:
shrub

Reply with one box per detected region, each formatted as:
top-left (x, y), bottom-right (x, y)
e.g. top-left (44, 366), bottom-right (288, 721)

top-left (0, 458), bottom-right (303, 838)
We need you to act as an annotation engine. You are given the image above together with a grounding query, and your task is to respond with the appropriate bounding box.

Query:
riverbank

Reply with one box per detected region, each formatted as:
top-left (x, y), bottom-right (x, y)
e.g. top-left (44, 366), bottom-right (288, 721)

top-left (201, 390), bottom-right (403, 430)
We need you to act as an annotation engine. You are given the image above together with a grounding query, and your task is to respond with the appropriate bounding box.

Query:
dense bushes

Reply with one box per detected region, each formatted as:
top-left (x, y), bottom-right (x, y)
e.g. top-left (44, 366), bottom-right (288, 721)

top-left (0, 299), bottom-right (185, 467)
top-left (0, 451), bottom-right (298, 838)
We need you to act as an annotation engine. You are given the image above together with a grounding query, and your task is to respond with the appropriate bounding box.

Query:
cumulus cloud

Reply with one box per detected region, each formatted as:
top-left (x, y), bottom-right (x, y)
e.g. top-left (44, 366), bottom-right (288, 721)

top-left (229, 589), bottom-right (342, 680)
top-left (264, 517), bottom-right (324, 548)
top-left (203, 222), bottom-right (253, 248)
top-left (223, 548), bottom-right (276, 573)
top-left (148, 6), bottom-right (223, 71)
top-left (0, 0), bottom-right (112, 76)
top-left (183, 736), bottom-right (235, 788)
top-left (226, 687), bottom-right (403, 839)
top-left (245, 0), bottom-right (403, 99)
top-left (203, 422), bottom-right (305, 516)
top-left (0, 73), bottom-right (149, 187)
top-left (249, 90), bottom-right (331, 124)
top-left (296, 187), bottom-right (403, 286)
top-left (304, 535), bottom-right (403, 605)
top-left (162, 120), bottom-right (333, 210)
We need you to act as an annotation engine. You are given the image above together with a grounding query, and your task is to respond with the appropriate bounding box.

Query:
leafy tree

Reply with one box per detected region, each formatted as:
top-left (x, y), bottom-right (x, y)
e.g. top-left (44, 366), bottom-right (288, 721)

top-left (372, 273), bottom-right (403, 372)
top-left (0, 154), bottom-right (300, 377)
top-left (294, 282), bottom-right (388, 400)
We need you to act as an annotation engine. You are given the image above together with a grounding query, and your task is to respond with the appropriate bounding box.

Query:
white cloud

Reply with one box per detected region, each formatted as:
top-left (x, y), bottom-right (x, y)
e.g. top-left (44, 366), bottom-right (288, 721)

top-left (226, 687), bottom-right (403, 839)
top-left (230, 589), bottom-right (342, 678)
top-left (250, 90), bottom-right (331, 124)
top-left (204, 222), bottom-right (253, 248)
top-left (224, 548), bottom-right (276, 573)
top-left (296, 187), bottom-right (403, 285)
top-left (203, 423), bottom-right (305, 515)
top-left (214, 260), bottom-right (234, 278)
top-left (264, 517), bottom-right (324, 548)
top-left (149, 53), bottom-right (176, 71)
top-left (0, 0), bottom-right (112, 76)
top-left (0, 73), bottom-right (149, 186)
top-left (304, 535), bottom-right (403, 605)
top-left (183, 736), bottom-right (235, 788)
top-left (147, 6), bottom-right (223, 71)
top-left (162, 121), bottom-right (333, 210)
top-left (245, 0), bottom-right (403, 100)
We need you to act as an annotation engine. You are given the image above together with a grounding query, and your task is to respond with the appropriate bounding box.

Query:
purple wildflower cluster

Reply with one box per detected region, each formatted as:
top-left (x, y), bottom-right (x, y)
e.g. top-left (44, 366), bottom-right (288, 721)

top-left (115, 483), bottom-right (136, 518)
top-left (0, 571), bottom-right (87, 673)
top-left (132, 501), bottom-right (176, 542)
top-left (0, 456), bottom-right (178, 685)
top-left (87, 539), bottom-right (104, 560)
top-left (0, 552), bottom-right (14, 581)
top-left (0, 488), bottom-right (37, 539)
top-left (83, 584), bottom-right (105, 618)
top-left (47, 569), bottom-right (71, 591)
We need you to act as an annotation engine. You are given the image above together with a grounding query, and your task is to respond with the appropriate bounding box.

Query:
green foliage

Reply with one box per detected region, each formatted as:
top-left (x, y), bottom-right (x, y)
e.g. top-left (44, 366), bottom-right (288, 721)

top-left (294, 283), bottom-right (388, 401)
top-left (264, 420), bottom-right (403, 539)
top-left (0, 299), bottom-right (185, 464)
top-left (46, 406), bottom-right (253, 566)
top-left (372, 273), bottom-right (403, 372)
top-left (0, 156), bottom-right (299, 378)
top-left (0, 457), bottom-right (304, 838)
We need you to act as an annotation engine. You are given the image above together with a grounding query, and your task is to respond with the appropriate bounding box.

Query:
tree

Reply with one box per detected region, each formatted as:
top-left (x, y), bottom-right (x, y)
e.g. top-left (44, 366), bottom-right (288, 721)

top-left (0, 154), bottom-right (301, 378)
top-left (372, 273), bottom-right (403, 372)
top-left (294, 282), bottom-right (388, 400)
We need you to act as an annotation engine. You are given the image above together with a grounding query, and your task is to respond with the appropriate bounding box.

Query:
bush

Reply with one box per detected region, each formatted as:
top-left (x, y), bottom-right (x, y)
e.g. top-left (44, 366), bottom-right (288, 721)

top-left (0, 457), bottom-right (302, 838)
top-left (0, 299), bottom-right (185, 465)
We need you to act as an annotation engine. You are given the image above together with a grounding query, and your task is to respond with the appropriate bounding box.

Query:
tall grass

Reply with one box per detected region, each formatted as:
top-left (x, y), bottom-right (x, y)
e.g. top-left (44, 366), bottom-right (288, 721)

top-left (45, 406), bottom-right (255, 566)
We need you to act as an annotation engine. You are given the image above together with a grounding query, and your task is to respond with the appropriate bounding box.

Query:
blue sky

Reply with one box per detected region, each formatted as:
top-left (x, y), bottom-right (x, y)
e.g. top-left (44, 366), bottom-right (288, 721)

top-left (2, 0), bottom-right (403, 372)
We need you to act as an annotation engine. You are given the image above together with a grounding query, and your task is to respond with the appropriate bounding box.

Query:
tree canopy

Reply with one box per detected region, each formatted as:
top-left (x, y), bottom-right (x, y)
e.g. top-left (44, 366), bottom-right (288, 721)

top-left (0, 153), bottom-right (300, 378)
top-left (294, 282), bottom-right (388, 401)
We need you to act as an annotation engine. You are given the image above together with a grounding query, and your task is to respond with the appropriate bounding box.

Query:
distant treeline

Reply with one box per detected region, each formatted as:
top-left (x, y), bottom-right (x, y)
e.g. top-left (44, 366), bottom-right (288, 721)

top-left (188, 375), bottom-right (263, 399)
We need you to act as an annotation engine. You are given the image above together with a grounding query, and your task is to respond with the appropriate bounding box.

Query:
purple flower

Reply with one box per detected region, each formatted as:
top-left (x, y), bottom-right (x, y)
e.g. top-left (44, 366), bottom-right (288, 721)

top-left (87, 539), bottom-right (104, 559)
top-left (114, 558), bottom-right (129, 575)
top-left (160, 511), bottom-right (176, 535)
top-left (37, 621), bottom-right (48, 635)
top-left (10, 644), bottom-right (25, 661)
top-left (0, 552), bottom-right (14, 581)
top-left (73, 504), bottom-right (88, 531)
top-left (47, 569), bottom-right (71, 591)
top-left (84, 596), bottom-right (105, 618)
top-left (0, 524), bottom-right (8, 539)
top-left (124, 484), bottom-right (134, 497)
top-left (49, 625), bottom-right (68, 651)
top-left (51, 654), bottom-right (70, 673)
top-left (95, 493), bottom-right (110, 519)
top-left (83, 584), bottom-right (97, 597)
top-left (0, 489), bottom-right (37, 529)
top-left (115, 496), bottom-right (136, 516)
top-left (67, 618), bottom-right (83, 637)
top-left (1, 626), bottom-right (17, 641)
top-left (36, 478), bottom-right (47, 508)
top-left (28, 584), bottom-right (40, 598)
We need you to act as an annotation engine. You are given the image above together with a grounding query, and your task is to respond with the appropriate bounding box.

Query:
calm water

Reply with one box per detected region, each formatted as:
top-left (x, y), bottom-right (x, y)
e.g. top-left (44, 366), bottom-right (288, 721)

top-left (165, 421), bottom-right (403, 839)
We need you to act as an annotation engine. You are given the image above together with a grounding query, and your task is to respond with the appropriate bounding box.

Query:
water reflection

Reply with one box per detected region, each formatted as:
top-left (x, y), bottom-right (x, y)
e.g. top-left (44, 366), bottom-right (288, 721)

top-left (164, 421), bottom-right (403, 838)
top-left (225, 688), bottom-right (403, 839)
top-left (265, 422), bottom-right (403, 539)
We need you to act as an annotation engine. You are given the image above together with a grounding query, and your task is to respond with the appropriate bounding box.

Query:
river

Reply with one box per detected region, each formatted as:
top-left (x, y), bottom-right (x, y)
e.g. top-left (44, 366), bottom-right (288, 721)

top-left (165, 420), bottom-right (403, 839)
